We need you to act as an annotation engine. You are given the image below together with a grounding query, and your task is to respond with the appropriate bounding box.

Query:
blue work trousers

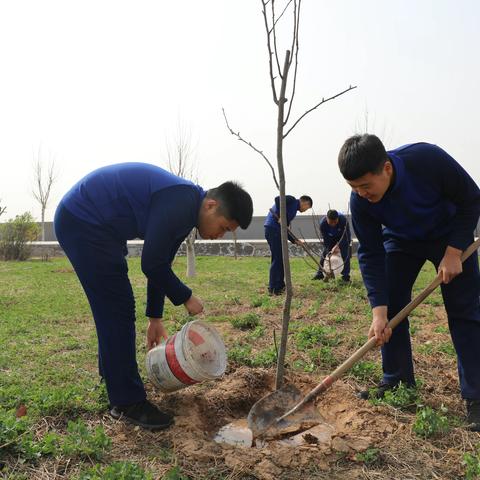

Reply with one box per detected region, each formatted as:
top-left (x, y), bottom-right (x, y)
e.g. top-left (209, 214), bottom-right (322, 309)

top-left (54, 203), bottom-right (146, 406)
top-left (265, 227), bottom-right (285, 293)
top-left (382, 237), bottom-right (480, 400)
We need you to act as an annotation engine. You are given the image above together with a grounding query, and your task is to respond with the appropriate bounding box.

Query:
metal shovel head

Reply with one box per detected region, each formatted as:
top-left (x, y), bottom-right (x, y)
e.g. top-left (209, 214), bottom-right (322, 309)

top-left (247, 383), bottom-right (324, 439)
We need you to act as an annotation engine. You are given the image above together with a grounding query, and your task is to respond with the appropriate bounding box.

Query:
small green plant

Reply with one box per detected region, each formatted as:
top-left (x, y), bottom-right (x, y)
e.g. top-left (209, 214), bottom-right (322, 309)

top-left (250, 296), bottom-right (264, 308)
top-left (230, 312), bottom-right (260, 330)
top-left (413, 405), bottom-right (450, 438)
top-left (350, 361), bottom-right (382, 382)
top-left (434, 325), bottom-right (449, 334)
top-left (370, 382), bottom-right (418, 409)
top-left (417, 342), bottom-right (434, 355)
top-left (355, 447), bottom-right (380, 465)
top-left (294, 324), bottom-right (339, 350)
top-left (251, 346), bottom-right (277, 367)
top-left (227, 345), bottom-right (252, 365)
top-left (77, 461), bottom-right (153, 480)
top-left (464, 444), bottom-right (480, 480)
top-left (307, 346), bottom-right (337, 368)
top-left (61, 420), bottom-right (111, 460)
top-left (333, 313), bottom-right (349, 323)
top-left (437, 342), bottom-right (456, 357)
top-left (247, 325), bottom-right (265, 340)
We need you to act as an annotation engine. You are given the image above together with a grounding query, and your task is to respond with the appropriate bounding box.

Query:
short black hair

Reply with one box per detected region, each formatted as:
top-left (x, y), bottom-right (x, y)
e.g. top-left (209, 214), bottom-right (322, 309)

top-left (299, 195), bottom-right (313, 208)
top-left (338, 134), bottom-right (388, 180)
top-left (326, 209), bottom-right (338, 220)
top-left (206, 181), bottom-right (253, 229)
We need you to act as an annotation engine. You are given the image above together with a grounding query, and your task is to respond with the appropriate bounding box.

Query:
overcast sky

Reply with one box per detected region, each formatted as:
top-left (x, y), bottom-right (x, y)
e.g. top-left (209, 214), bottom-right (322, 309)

top-left (1, 0), bottom-right (479, 221)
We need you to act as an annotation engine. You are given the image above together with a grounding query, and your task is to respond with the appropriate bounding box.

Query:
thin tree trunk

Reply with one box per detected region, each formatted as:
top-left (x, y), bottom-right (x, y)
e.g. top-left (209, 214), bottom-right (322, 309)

top-left (41, 208), bottom-right (45, 241)
top-left (275, 50), bottom-right (292, 389)
top-left (186, 230), bottom-right (196, 277)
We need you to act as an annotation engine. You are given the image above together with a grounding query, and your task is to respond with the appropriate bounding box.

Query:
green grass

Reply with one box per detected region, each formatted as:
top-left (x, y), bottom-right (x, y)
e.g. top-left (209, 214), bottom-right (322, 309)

top-left (0, 254), bottom-right (464, 478)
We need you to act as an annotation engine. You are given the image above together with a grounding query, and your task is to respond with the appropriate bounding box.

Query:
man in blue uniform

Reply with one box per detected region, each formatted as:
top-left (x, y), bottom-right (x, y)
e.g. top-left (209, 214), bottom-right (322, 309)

top-left (312, 209), bottom-right (352, 282)
top-left (337, 134), bottom-right (480, 431)
top-left (264, 195), bottom-right (313, 295)
top-left (54, 163), bottom-right (253, 430)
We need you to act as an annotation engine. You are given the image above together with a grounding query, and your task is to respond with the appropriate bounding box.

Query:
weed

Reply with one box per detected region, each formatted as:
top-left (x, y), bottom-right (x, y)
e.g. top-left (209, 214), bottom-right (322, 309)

top-left (417, 342), bottom-right (434, 355)
top-left (227, 345), bottom-right (252, 366)
top-left (251, 346), bottom-right (277, 367)
top-left (355, 447), bottom-right (380, 465)
top-left (294, 324), bottom-right (339, 350)
top-left (307, 346), bottom-right (337, 368)
top-left (437, 342), bottom-right (456, 357)
top-left (61, 420), bottom-right (111, 460)
top-left (464, 444), bottom-right (480, 480)
top-left (333, 313), bottom-right (350, 324)
top-left (350, 361), bottom-right (382, 382)
top-left (230, 313), bottom-right (260, 330)
top-left (434, 325), bottom-right (449, 334)
top-left (250, 296), bottom-right (264, 308)
top-left (247, 325), bottom-right (265, 340)
top-left (77, 461), bottom-right (153, 480)
top-left (370, 382), bottom-right (418, 409)
top-left (413, 405), bottom-right (450, 438)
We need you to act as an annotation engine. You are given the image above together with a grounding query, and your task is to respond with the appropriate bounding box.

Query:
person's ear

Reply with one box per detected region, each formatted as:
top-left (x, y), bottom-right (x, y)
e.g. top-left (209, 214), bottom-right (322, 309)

top-left (203, 199), bottom-right (218, 211)
top-left (384, 160), bottom-right (393, 176)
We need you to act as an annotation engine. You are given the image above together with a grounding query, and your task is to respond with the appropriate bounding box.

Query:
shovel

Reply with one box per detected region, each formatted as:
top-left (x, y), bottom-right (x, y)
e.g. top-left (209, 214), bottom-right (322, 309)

top-left (248, 238), bottom-right (480, 438)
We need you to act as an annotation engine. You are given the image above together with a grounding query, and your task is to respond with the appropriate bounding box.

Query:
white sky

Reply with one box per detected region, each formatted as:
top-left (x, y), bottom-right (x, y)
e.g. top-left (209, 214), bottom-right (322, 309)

top-left (1, 0), bottom-right (479, 221)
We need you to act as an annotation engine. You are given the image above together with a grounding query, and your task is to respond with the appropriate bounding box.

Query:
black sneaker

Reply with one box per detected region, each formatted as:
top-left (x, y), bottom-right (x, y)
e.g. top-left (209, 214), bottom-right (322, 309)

top-left (110, 400), bottom-right (174, 431)
top-left (312, 273), bottom-right (324, 281)
top-left (357, 382), bottom-right (397, 400)
top-left (341, 276), bottom-right (351, 283)
top-left (466, 399), bottom-right (480, 432)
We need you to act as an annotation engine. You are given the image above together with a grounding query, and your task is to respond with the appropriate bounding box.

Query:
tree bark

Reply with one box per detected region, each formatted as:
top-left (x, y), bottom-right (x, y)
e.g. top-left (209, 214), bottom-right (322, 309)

top-left (186, 229), bottom-right (196, 277)
top-left (275, 50), bottom-right (292, 390)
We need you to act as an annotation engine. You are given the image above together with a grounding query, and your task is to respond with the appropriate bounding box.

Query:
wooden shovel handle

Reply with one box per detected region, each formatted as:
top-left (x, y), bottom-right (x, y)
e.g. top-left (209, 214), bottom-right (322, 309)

top-left (279, 238), bottom-right (480, 420)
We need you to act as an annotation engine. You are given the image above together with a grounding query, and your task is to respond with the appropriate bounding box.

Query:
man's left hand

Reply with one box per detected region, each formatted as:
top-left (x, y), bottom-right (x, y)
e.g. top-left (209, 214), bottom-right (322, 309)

top-left (438, 246), bottom-right (463, 284)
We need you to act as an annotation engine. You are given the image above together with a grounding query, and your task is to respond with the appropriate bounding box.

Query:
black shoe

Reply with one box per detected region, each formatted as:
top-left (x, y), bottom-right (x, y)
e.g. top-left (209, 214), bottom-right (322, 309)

top-left (110, 400), bottom-right (174, 431)
top-left (466, 399), bottom-right (480, 432)
top-left (341, 276), bottom-right (351, 283)
top-left (357, 382), bottom-right (397, 400)
top-left (312, 273), bottom-right (324, 281)
top-left (269, 287), bottom-right (285, 296)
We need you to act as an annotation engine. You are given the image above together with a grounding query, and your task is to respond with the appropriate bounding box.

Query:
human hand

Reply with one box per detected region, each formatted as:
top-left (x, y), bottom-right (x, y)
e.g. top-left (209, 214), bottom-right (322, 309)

top-left (296, 239), bottom-right (304, 245)
top-left (146, 318), bottom-right (169, 350)
top-left (368, 306), bottom-right (392, 346)
top-left (332, 245), bottom-right (340, 254)
top-left (438, 246), bottom-right (462, 284)
top-left (184, 295), bottom-right (204, 316)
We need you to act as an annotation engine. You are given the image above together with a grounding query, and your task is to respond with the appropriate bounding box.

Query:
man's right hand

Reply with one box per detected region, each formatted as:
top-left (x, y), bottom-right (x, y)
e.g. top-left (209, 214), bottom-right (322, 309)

top-left (184, 295), bottom-right (204, 316)
top-left (368, 306), bottom-right (392, 346)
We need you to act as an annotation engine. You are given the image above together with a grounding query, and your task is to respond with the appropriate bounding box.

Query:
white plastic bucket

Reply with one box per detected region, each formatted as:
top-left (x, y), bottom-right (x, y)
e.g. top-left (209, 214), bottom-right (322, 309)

top-left (146, 320), bottom-right (227, 393)
top-left (324, 252), bottom-right (343, 278)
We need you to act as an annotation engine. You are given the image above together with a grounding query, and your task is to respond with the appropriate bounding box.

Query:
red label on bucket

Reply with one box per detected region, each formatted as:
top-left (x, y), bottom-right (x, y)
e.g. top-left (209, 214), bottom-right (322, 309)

top-left (188, 329), bottom-right (205, 346)
top-left (165, 334), bottom-right (198, 386)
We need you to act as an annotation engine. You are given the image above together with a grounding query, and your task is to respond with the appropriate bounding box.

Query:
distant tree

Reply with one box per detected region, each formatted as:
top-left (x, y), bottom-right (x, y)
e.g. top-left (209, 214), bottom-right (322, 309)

top-left (166, 119), bottom-right (199, 277)
top-left (32, 147), bottom-right (58, 241)
top-left (0, 212), bottom-right (40, 260)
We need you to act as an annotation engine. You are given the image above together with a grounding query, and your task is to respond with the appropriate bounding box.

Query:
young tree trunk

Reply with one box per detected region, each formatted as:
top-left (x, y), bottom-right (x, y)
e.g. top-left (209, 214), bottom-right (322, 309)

top-left (41, 208), bottom-right (45, 241)
top-left (186, 229), bottom-right (196, 277)
top-left (275, 50), bottom-right (292, 389)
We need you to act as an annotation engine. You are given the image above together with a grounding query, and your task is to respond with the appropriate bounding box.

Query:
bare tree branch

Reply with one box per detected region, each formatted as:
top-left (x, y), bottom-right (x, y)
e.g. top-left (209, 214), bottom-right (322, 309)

top-left (284, 0), bottom-right (300, 124)
top-left (268, 0), bottom-right (294, 34)
top-left (261, 0), bottom-right (279, 104)
top-left (284, 85), bottom-right (358, 138)
top-left (271, 0), bottom-right (283, 79)
top-left (222, 107), bottom-right (280, 190)
top-left (0, 200), bottom-right (6, 217)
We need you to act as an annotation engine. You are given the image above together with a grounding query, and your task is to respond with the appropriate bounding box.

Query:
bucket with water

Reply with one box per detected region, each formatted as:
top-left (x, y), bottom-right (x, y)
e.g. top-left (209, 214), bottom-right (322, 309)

top-left (146, 320), bottom-right (227, 393)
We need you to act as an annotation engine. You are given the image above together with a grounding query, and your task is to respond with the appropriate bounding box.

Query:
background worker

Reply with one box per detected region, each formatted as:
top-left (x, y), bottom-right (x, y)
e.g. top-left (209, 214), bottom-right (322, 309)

top-left (54, 163), bottom-right (253, 430)
top-left (337, 134), bottom-right (480, 431)
top-left (312, 209), bottom-right (352, 282)
top-left (264, 194), bottom-right (313, 295)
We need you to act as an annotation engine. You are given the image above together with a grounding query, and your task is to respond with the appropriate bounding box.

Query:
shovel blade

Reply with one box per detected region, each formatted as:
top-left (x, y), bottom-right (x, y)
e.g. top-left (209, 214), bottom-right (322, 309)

top-left (247, 383), bottom-right (323, 438)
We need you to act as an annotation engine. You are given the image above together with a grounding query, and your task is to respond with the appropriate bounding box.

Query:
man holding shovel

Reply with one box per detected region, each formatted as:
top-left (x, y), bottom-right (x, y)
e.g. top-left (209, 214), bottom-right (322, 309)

top-left (264, 194), bottom-right (313, 295)
top-left (54, 163), bottom-right (253, 430)
top-left (338, 134), bottom-right (480, 430)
